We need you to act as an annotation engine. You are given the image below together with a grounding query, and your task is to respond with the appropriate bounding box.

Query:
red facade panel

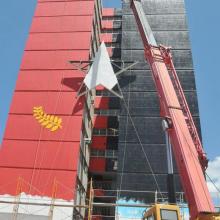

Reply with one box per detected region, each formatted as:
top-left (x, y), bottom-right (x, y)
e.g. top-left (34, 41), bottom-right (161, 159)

top-left (91, 136), bottom-right (107, 150)
top-left (35, 1), bottom-right (94, 17)
top-left (94, 189), bottom-right (104, 197)
top-left (21, 50), bottom-right (89, 70)
top-left (100, 33), bottom-right (113, 43)
top-left (93, 116), bottom-right (108, 129)
top-left (96, 85), bottom-right (105, 91)
top-left (4, 115), bottom-right (82, 142)
top-left (29, 169), bottom-right (76, 200)
top-left (94, 97), bottom-right (109, 109)
top-left (38, 0), bottom-right (81, 2)
top-left (30, 16), bottom-right (93, 33)
top-left (0, 140), bottom-right (79, 171)
top-left (0, 168), bottom-right (32, 195)
top-left (38, 0), bottom-right (76, 2)
top-left (0, 168), bottom-right (76, 200)
top-left (26, 32), bottom-right (91, 50)
top-left (10, 91), bottom-right (83, 115)
top-left (107, 47), bottom-right (113, 57)
top-left (92, 217), bottom-right (102, 220)
top-left (16, 70), bottom-right (84, 91)
top-left (102, 8), bottom-right (114, 17)
top-left (89, 158), bottom-right (106, 172)
top-left (102, 20), bottom-right (114, 30)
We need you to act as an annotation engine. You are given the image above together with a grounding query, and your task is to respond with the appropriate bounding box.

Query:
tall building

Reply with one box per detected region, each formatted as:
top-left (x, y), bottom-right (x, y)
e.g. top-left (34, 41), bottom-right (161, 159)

top-left (0, 0), bottom-right (201, 219)
top-left (0, 0), bottom-right (101, 219)
top-left (116, 0), bottom-right (201, 204)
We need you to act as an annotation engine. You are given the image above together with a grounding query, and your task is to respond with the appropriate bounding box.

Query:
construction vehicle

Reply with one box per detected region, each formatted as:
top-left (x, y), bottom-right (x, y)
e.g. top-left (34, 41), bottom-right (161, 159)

top-left (130, 0), bottom-right (220, 220)
top-left (142, 204), bottom-right (182, 220)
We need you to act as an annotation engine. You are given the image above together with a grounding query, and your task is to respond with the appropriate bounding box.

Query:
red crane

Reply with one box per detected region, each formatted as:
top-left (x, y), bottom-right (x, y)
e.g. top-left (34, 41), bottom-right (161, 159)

top-left (130, 0), bottom-right (219, 219)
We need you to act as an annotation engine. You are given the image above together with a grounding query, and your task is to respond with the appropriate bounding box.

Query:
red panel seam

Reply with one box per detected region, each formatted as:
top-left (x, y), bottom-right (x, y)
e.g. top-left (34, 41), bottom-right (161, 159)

top-left (38, 0), bottom-right (94, 3)
top-left (3, 138), bottom-right (81, 143)
top-left (8, 113), bottom-right (82, 116)
top-left (30, 31), bottom-right (92, 34)
top-left (0, 166), bottom-right (77, 171)
top-left (24, 49), bottom-right (90, 52)
top-left (14, 90), bottom-right (82, 92)
top-left (34, 14), bottom-right (93, 18)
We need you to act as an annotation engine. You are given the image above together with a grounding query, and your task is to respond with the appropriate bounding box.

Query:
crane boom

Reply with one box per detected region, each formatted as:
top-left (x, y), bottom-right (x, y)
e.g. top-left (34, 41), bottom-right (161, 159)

top-left (130, 1), bottom-right (218, 219)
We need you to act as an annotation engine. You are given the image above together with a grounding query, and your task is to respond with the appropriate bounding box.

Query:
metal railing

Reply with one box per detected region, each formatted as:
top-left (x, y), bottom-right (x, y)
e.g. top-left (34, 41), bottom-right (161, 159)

top-left (91, 149), bottom-right (118, 159)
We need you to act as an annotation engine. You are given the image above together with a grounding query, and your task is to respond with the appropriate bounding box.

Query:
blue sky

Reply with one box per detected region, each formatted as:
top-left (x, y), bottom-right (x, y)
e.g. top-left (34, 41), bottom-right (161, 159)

top-left (0, 0), bottom-right (220, 162)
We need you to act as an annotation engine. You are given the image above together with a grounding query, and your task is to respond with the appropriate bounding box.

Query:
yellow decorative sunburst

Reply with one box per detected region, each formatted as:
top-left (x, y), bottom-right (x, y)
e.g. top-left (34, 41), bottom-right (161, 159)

top-left (33, 106), bottom-right (62, 132)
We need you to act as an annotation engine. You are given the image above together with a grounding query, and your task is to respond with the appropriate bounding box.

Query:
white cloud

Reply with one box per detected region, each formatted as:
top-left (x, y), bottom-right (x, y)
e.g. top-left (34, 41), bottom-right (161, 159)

top-left (206, 156), bottom-right (220, 200)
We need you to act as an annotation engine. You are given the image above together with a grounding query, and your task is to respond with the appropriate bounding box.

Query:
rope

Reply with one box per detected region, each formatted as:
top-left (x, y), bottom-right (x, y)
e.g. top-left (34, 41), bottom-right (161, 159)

top-left (206, 172), bottom-right (220, 194)
top-left (117, 21), bottom-right (164, 200)
top-left (28, 48), bottom-right (66, 211)
top-left (33, 71), bottom-right (65, 192)
top-left (171, 111), bottom-right (219, 209)
top-left (118, 85), bottom-right (164, 200)
top-left (28, 0), bottom-right (69, 210)
top-left (117, 33), bottom-right (132, 199)
top-left (31, 0), bottom-right (69, 186)
top-left (117, 16), bottom-right (133, 203)
top-left (41, 0), bottom-right (85, 196)
top-left (41, 96), bottom-right (82, 195)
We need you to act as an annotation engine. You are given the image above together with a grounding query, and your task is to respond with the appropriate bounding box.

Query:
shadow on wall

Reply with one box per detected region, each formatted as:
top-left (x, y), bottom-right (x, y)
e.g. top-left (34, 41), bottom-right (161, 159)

top-left (61, 77), bottom-right (85, 115)
top-left (62, 77), bottom-right (84, 92)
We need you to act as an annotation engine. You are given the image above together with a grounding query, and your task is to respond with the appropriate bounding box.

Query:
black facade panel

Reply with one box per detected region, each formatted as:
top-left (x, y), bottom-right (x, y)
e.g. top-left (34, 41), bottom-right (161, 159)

top-left (109, 97), bottom-right (121, 109)
top-left (112, 48), bottom-right (121, 58)
top-left (116, 0), bottom-right (201, 203)
top-left (107, 136), bottom-right (119, 150)
top-left (119, 70), bottom-right (196, 91)
top-left (122, 14), bottom-right (187, 31)
top-left (122, 0), bottom-right (185, 15)
top-left (121, 49), bottom-right (193, 69)
top-left (113, 20), bottom-right (122, 29)
top-left (117, 143), bottom-right (169, 173)
top-left (120, 92), bottom-right (160, 116)
top-left (119, 91), bottom-right (199, 116)
top-left (110, 33), bottom-right (122, 43)
top-left (119, 116), bottom-right (164, 144)
top-left (108, 116), bottom-right (119, 128)
top-left (117, 173), bottom-right (182, 202)
top-left (122, 31), bottom-right (190, 49)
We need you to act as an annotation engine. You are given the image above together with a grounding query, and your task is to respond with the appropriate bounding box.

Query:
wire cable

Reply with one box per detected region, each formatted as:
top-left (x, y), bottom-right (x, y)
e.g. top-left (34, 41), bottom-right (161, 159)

top-left (117, 39), bottom-right (132, 199)
top-left (118, 85), bottom-right (164, 200)
top-left (206, 172), bottom-right (220, 194)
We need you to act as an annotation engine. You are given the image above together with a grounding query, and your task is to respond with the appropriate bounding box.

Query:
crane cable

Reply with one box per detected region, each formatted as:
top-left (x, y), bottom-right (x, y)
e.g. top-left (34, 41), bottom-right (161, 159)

top-left (118, 85), bottom-right (164, 200)
top-left (117, 19), bottom-right (164, 201)
top-left (205, 172), bottom-right (220, 194)
top-left (171, 111), bottom-right (220, 207)
top-left (117, 47), bottom-right (132, 199)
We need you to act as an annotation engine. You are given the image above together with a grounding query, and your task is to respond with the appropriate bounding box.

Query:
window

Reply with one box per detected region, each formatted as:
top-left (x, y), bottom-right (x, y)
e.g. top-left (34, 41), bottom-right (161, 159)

top-left (160, 209), bottom-right (178, 220)
top-left (148, 215), bottom-right (154, 220)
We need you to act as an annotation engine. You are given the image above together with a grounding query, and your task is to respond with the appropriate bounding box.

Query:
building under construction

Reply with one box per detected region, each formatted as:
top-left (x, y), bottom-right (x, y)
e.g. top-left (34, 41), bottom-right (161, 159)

top-left (0, 0), bottom-right (205, 219)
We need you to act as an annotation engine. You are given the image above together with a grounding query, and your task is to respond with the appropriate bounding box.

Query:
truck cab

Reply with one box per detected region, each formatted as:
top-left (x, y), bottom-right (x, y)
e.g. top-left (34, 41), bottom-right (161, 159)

top-left (143, 204), bottom-right (182, 220)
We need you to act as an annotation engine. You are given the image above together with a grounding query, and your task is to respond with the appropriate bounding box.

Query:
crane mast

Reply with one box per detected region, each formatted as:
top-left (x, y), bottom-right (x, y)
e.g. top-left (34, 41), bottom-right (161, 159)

top-left (130, 1), bottom-right (219, 219)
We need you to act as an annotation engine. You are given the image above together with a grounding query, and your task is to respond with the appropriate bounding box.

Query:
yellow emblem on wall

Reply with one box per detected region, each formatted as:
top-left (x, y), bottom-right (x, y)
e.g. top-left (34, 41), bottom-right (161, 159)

top-left (33, 106), bottom-right (62, 132)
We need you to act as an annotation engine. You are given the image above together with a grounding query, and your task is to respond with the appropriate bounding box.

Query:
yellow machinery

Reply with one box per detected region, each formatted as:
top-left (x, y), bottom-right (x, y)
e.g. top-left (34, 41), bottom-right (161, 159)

top-left (142, 204), bottom-right (220, 220)
top-left (142, 204), bottom-right (181, 220)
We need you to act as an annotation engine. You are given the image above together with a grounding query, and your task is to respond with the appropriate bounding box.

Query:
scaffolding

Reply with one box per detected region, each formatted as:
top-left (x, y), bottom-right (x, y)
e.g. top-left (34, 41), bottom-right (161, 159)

top-left (0, 178), bottom-right (219, 219)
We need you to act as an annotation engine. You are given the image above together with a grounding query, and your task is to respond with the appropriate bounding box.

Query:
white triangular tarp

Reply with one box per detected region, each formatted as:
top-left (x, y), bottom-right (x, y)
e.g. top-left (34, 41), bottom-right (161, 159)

top-left (84, 42), bottom-right (118, 90)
